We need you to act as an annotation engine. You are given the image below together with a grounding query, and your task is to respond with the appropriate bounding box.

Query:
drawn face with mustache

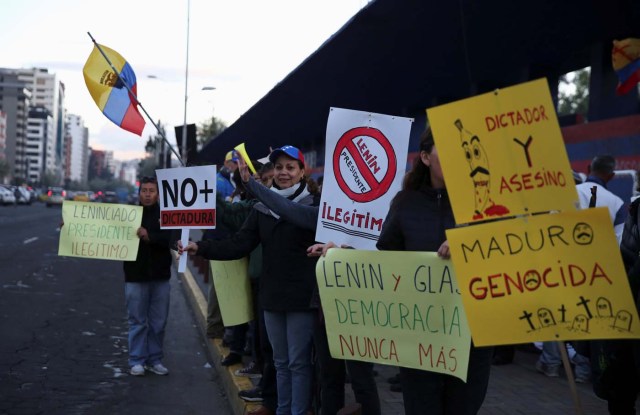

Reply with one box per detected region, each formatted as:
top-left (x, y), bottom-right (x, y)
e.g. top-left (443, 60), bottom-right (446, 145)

top-left (463, 136), bottom-right (490, 180)
top-left (572, 222), bottom-right (594, 245)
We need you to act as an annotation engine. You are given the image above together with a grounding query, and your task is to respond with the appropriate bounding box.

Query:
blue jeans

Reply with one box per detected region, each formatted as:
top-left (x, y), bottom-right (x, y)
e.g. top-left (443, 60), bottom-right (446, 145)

top-left (125, 280), bottom-right (171, 367)
top-left (264, 310), bottom-right (315, 415)
top-left (539, 341), bottom-right (591, 380)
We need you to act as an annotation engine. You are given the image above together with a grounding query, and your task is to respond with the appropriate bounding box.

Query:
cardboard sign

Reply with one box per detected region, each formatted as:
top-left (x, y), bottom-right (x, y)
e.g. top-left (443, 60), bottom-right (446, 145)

top-left (447, 208), bottom-right (640, 346)
top-left (427, 78), bottom-right (578, 225)
top-left (210, 258), bottom-right (253, 326)
top-left (316, 107), bottom-right (413, 249)
top-left (316, 249), bottom-right (471, 381)
top-left (156, 165), bottom-right (218, 229)
top-left (58, 201), bottom-right (142, 261)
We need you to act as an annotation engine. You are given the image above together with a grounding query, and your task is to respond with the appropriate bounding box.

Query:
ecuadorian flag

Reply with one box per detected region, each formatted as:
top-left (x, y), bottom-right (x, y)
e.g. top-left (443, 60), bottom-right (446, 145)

top-left (83, 44), bottom-right (145, 136)
top-left (612, 38), bottom-right (640, 96)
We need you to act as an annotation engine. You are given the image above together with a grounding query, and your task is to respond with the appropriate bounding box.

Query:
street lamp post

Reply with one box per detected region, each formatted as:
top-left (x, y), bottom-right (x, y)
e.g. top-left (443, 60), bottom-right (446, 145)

top-left (181, 0), bottom-right (191, 166)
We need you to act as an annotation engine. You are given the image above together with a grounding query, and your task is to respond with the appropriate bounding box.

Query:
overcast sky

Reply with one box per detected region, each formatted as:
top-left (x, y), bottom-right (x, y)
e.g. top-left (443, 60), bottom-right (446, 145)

top-left (1, 0), bottom-right (368, 160)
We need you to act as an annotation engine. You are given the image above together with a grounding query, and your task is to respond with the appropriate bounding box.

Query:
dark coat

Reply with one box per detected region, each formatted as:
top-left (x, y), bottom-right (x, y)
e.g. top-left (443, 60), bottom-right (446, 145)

top-left (123, 203), bottom-right (173, 282)
top-left (377, 185), bottom-right (454, 252)
top-left (196, 194), bottom-right (318, 312)
top-left (620, 198), bottom-right (640, 299)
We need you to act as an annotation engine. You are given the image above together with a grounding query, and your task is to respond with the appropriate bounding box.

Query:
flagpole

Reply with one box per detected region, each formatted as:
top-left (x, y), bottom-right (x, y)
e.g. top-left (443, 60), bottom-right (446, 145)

top-left (86, 32), bottom-right (184, 166)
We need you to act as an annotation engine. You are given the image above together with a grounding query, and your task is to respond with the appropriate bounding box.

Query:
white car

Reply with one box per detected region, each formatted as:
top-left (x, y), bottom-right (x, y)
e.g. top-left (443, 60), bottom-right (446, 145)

top-left (0, 187), bottom-right (16, 205)
top-left (12, 186), bottom-right (31, 205)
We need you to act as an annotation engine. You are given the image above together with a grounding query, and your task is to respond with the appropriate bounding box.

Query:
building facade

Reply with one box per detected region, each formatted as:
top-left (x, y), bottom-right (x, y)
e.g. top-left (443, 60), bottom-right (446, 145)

top-left (0, 69), bottom-right (31, 183)
top-left (65, 114), bottom-right (89, 184)
top-left (25, 106), bottom-right (54, 184)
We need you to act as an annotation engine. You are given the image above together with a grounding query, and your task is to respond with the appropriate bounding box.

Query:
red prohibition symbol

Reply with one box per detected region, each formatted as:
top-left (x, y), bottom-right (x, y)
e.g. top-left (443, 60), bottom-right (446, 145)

top-left (333, 126), bottom-right (397, 203)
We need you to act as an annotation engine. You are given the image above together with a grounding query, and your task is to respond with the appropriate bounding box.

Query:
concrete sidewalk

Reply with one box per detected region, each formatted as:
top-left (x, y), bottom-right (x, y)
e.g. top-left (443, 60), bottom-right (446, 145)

top-left (179, 257), bottom-right (612, 415)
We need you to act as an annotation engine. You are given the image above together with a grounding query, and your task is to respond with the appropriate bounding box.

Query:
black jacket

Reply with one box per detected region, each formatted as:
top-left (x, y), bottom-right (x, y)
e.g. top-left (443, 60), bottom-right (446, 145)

top-left (196, 194), bottom-right (318, 312)
top-left (377, 185), bottom-right (454, 252)
top-left (621, 198), bottom-right (640, 298)
top-left (123, 203), bottom-right (173, 282)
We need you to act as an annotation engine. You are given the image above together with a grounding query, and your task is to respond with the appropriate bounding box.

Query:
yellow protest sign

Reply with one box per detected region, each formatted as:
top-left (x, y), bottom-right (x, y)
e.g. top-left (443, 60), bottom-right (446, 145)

top-left (58, 201), bottom-right (142, 261)
top-left (210, 258), bottom-right (253, 326)
top-left (316, 249), bottom-right (471, 381)
top-left (447, 208), bottom-right (640, 346)
top-left (427, 78), bottom-right (578, 225)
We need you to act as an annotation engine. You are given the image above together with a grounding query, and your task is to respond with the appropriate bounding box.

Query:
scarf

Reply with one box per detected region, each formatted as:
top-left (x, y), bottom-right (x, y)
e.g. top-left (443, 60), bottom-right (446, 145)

top-left (265, 181), bottom-right (310, 219)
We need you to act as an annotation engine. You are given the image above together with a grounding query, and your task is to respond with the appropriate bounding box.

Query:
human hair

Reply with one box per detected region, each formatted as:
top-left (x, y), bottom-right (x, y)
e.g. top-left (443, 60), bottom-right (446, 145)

top-left (258, 162), bottom-right (274, 177)
top-left (402, 128), bottom-right (435, 191)
top-left (590, 155), bottom-right (616, 175)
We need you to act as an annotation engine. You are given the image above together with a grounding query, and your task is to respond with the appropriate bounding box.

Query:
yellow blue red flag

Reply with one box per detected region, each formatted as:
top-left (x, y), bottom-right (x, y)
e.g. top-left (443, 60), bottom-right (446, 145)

top-left (612, 38), bottom-right (640, 95)
top-left (83, 44), bottom-right (145, 135)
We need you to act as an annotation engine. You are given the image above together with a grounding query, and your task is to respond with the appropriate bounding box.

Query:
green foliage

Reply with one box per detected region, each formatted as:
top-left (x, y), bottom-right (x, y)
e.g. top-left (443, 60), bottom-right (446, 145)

top-left (0, 158), bottom-right (11, 182)
top-left (558, 68), bottom-right (590, 117)
top-left (198, 116), bottom-right (227, 147)
top-left (137, 156), bottom-right (158, 178)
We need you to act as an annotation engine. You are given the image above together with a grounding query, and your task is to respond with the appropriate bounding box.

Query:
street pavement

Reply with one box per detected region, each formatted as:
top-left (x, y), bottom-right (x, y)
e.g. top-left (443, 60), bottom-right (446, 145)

top-left (0, 203), bottom-right (232, 415)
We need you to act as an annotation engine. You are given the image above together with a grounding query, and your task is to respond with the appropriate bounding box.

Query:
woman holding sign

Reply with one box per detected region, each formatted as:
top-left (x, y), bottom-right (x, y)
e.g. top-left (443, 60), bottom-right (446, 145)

top-left (179, 146), bottom-right (319, 415)
top-left (376, 128), bottom-right (493, 415)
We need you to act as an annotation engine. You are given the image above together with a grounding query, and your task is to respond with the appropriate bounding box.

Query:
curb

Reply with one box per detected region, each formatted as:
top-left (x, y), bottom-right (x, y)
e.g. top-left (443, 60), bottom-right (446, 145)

top-left (179, 264), bottom-right (262, 415)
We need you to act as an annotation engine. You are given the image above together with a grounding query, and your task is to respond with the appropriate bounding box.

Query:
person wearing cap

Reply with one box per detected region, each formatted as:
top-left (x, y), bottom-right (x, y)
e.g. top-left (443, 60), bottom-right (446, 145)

top-left (235, 155), bottom-right (381, 414)
top-left (217, 150), bottom-right (239, 201)
top-left (179, 145), bottom-right (319, 415)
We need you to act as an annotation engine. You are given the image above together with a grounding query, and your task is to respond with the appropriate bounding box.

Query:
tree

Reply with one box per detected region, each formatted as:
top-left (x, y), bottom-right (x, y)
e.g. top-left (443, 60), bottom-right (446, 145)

top-left (0, 159), bottom-right (10, 183)
top-left (557, 68), bottom-right (590, 117)
top-left (198, 115), bottom-right (227, 147)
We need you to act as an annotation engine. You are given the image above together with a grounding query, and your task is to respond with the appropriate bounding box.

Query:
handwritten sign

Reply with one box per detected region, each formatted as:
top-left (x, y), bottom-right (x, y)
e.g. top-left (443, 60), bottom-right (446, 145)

top-left (447, 207), bottom-right (640, 346)
top-left (59, 201), bottom-right (142, 261)
top-left (427, 78), bottom-right (577, 225)
top-left (316, 107), bottom-right (412, 249)
top-left (316, 249), bottom-right (471, 381)
top-left (210, 258), bottom-right (253, 326)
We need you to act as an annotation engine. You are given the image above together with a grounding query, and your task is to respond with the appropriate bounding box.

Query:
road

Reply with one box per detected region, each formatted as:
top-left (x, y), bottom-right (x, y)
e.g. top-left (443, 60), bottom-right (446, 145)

top-left (0, 202), bottom-right (232, 415)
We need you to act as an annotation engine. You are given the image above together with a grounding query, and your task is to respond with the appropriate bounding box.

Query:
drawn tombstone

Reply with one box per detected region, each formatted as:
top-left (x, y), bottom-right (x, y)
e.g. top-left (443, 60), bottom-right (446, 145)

top-left (571, 314), bottom-right (589, 332)
top-left (537, 308), bottom-right (556, 327)
top-left (613, 310), bottom-right (633, 332)
top-left (596, 297), bottom-right (613, 318)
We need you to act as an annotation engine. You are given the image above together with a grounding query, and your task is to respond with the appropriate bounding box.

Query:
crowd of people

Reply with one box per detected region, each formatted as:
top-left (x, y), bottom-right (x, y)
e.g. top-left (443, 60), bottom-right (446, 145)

top-left (121, 134), bottom-right (640, 414)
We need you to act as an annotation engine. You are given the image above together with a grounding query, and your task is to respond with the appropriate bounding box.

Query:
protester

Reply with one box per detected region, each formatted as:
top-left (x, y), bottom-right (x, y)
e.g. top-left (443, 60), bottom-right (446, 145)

top-left (595, 168), bottom-right (640, 413)
top-left (575, 155), bottom-right (627, 242)
top-left (123, 175), bottom-right (174, 376)
top-left (205, 150), bottom-right (241, 340)
top-left (179, 145), bottom-right (318, 415)
top-left (375, 128), bottom-right (493, 414)
top-left (232, 154), bottom-right (381, 415)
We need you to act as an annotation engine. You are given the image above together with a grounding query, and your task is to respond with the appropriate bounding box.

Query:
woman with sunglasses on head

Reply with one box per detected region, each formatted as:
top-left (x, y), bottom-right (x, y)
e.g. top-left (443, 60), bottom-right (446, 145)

top-left (375, 128), bottom-right (492, 414)
top-left (124, 176), bottom-right (174, 377)
top-left (179, 146), bottom-right (319, 415)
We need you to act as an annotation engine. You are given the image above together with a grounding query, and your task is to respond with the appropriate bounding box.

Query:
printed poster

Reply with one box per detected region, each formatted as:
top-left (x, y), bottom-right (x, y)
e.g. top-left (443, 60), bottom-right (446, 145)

top-left (316, 249), bottom-right (471, 381)
top-left (316, 107), bottom-right (413, 249)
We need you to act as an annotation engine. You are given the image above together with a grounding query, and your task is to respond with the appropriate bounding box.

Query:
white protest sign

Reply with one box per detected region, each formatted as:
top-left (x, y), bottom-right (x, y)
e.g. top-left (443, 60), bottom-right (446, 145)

top-left (156, 166), bottom-right (218, 230)
top-left (316, 107), bottom-right (413, 249)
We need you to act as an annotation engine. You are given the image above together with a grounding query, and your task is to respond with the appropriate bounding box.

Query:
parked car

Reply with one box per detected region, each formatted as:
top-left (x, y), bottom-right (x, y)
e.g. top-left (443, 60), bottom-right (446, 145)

top-left (12, 186), bottom-right (31, 205)
top-left (0, 187), bottom-right (16, 205)
top-left (46, 187), bottom-right (66, 207)
top-left (101, 191), bottom-right (119, 204)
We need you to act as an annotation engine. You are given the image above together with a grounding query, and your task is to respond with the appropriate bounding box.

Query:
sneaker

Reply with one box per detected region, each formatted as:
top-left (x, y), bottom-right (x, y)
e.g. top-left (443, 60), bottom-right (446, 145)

top-left (145, 362), bottom-right (169, 376)
top-left (130, 364), bottom-right (145, 376)
top-left (535, 361), bottom-right (559, 377)
top-left (238, 386), bottom-right (263, 402)
top-left (234, 361), bottom-right (262, 378)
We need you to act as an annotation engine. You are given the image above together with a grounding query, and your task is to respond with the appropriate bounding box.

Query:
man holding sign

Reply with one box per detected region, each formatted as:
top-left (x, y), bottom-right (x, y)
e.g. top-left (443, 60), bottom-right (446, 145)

top-left (123, 176), bottom-right (174, 377)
